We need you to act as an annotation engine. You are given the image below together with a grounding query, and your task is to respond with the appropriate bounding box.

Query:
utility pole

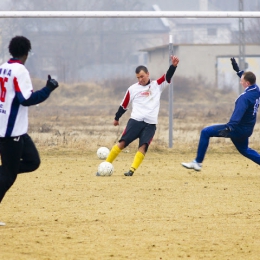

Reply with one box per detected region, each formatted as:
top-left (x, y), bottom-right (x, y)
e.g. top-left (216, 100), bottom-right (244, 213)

top-left (168, 34), bottom-right (174, 148)
top-left (238, 0), bottom-right (245, 93)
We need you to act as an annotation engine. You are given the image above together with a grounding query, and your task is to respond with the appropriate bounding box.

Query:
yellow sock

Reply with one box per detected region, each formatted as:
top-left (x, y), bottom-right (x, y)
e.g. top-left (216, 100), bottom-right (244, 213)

top-left (130, 151), bottom-right (145, 172)
top-left (106, 144), bottom-right (122, 163)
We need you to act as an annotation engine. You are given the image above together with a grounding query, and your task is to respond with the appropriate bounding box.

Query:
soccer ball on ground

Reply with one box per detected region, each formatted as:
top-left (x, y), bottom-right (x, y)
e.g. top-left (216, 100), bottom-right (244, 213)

top-left (97, 162), bottom-right (114, 176)
top-left (97, 147), bottom-right (110, 160)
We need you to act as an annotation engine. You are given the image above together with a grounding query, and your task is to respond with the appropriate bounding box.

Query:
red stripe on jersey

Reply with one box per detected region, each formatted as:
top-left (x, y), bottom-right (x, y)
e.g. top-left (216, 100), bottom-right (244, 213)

top-left (157, 74), bottom-right (166, 85)
top-left (122, 90), bottom-right (130, 109)
top-left (13, 77), bottom-right (21, 92)
top-left (8, 59), bottom-right (22, 64)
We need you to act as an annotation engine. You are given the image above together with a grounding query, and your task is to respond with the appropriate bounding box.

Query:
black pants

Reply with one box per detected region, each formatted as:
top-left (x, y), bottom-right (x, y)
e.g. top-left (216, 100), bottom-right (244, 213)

top-left (0, 134), bottom-right (40, 203)
top-left (119, 119), bottom-right (156, 149)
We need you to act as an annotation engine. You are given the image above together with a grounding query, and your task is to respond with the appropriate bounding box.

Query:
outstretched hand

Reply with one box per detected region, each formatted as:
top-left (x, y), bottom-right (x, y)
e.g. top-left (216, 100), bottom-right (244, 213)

top-left (46, 75), bottom-right (59, 91)
top-left (218, 127), bottom-right (231, 137)
top-left (230, 57), bottom-right (240, 73)
top-left (171, 55), bottom-right (179, 67)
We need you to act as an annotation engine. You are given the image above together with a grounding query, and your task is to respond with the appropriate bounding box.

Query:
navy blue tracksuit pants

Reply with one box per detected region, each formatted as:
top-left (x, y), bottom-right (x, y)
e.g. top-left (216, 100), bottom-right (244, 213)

top-left (195, 124), bottom-right (260, 165)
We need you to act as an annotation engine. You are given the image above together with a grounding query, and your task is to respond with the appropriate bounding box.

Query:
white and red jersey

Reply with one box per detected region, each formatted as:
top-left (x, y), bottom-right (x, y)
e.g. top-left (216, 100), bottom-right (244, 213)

top-left (0, 60), bottom-right (33, 137)
top-left (120, 74), bottom-right (170, 124)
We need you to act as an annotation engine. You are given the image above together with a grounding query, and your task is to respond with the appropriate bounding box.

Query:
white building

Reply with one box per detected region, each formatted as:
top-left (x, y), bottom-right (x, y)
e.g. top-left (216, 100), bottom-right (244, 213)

top-left (141, 43), bottom-right (260, 93)
top-left (170, 18), bottom-right (234, 44)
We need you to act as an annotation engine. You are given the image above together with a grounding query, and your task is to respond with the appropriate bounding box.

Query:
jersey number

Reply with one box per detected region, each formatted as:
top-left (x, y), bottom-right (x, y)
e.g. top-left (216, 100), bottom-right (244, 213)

top-left (0, 77), bottom-right (8, 102)
top-left (253, 97), bottom-right (260, 116)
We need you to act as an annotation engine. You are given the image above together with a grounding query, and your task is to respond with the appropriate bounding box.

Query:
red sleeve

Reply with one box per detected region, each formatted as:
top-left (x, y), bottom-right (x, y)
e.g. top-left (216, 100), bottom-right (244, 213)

top-left (121, 90), bottom-right (130, 109)
top-left (157, 75), bottom-right (166, 85)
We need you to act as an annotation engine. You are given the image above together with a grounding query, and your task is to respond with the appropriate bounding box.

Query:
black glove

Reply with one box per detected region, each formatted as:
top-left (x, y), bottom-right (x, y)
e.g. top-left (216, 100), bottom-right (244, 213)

top-left (218, 127), bottom-right (231, 138)
top-left (46, 75), bottom-right (59, 91)
top-left (230, 57), bottom-right (240, 73)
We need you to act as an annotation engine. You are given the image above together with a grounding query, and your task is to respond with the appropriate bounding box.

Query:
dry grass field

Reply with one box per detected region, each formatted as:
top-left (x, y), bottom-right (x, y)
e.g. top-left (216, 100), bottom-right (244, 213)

top-left (1, 79), bottom-right (260, 260)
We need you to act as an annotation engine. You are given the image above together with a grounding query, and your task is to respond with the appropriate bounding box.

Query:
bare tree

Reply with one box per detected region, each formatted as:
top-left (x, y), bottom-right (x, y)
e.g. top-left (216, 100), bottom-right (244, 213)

top-left (1, 0), bottom-right (162, 83)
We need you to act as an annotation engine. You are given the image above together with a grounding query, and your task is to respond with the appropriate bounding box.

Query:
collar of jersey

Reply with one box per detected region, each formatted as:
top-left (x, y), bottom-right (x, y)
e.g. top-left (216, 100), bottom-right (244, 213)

top-left (8, 58), bottom-right (22, 64)
top-left (245, 84), bottom-right (258, 92)
top-left (139, 79), bottom-right (150, 86)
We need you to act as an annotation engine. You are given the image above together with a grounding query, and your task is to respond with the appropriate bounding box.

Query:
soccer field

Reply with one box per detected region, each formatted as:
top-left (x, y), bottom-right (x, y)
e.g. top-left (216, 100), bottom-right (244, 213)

top-left (1, 89), bottom-right (260, 259)
top-left (2, 3), bottom-right (260, 259)
top-left (1, 148), bottom-right (260, 260)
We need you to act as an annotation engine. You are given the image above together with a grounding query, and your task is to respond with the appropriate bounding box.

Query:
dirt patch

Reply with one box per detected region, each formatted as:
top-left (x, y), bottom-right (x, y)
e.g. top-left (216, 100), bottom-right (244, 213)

top-left (1, 85), bottom-right (260, 259)
top-left (1, 147), bottom-right (260, 260)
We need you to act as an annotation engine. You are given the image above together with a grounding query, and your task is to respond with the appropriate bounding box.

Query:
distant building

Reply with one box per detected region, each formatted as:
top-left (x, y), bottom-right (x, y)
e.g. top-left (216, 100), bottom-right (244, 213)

top-left (141, 43), bottom-right (260, 93)
top-left (142, 0), bottom-right (259, 45)
top-left (169, 18), bottom-right (234, 44)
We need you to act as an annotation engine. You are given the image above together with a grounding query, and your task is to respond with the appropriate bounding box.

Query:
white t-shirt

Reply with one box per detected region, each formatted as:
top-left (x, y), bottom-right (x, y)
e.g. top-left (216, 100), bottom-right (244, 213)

top-left (0, 60), bottom-right (33, 137)
top-left (120, 74), bottom-right (170, 124)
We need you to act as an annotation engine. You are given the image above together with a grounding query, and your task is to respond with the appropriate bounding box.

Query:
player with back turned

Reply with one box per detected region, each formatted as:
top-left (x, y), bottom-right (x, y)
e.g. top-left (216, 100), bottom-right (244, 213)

top-left (0, 36), bottom-right (59, 226)
top-left (182, 57), bottom-right (260, 171)
top-left (97, 55), bottom-right (179, 176)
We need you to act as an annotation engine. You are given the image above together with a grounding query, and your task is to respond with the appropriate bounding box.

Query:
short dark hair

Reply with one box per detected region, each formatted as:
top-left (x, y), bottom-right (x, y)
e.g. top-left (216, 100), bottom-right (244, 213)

top-left (135, 65), bottom-right (148, 74)
top-left (8, 36), bottom-right (31, 58)
top-left (243, 71), bottom-right (256, 85)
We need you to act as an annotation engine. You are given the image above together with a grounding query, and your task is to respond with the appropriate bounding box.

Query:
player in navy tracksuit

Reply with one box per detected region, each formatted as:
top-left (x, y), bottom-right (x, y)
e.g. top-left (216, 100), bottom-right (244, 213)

top-left (182, 57), bottom-right (260, 171)
top-left (0, 36), bottom-right (59, 225)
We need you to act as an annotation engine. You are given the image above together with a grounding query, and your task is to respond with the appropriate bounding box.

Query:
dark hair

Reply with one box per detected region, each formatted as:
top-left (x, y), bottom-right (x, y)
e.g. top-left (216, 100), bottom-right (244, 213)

top-left (8, 36), bottom-right (31, 58)
top-left (243, 71), bottom-right (256, 85)
top-left (135, 65), bottom-right (148, 74)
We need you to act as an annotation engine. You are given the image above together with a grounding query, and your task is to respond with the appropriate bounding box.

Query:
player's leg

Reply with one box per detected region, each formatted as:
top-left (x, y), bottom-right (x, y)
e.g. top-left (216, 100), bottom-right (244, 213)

top-left (96, 119), bottom-right (141, 176)
top-left (18, 134), bottom-right (40, 173)
top-left (106, 119), bottom-right (141, 163)
top-left (125, 145), bottom-right (146, 176)
top-left (196, 124), bottom-right (228, 162)
top-left (0, 137), bottom-right (23, 203)
top-left (124, 123), bottom-right (156, 176)
top-left (231, 137), bottom-right (260, 165)
top-left (182, 124), bottom-right (226, 171)
top-left (105, 141), bottom-right (125, 164)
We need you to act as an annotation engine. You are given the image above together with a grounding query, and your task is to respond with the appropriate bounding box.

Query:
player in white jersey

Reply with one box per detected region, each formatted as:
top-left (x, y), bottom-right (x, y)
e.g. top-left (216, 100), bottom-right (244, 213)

top-left (0, 36), bottom-right (59, 225)
top-left (96, 55), bottom-right (179, 176)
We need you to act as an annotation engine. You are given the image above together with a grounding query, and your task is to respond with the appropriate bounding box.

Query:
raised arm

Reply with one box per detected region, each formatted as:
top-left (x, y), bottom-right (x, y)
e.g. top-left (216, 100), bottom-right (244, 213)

top-left (230, 57), bottom-right (243, 78)
top-left (21, 75), bottom-right (59, 106)
top-left (165, 55), bottom-right (179, 83)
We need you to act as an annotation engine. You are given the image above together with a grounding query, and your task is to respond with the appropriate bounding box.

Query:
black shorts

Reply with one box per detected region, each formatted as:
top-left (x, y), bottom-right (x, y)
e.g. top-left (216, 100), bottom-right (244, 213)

top-left (119, 118), bottom-right (156, 149)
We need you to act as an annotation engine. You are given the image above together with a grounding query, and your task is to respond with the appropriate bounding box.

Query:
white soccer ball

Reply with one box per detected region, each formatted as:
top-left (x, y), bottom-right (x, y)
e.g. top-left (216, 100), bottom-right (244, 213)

top-left (97, 147), bottom-right (110, 160)
top-left (97, 162), bottom-right (114, 176)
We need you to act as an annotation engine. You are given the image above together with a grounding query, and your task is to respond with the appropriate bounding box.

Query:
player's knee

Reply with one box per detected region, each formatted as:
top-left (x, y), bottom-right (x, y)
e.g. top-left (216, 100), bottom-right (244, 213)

top-left (118, 140), bottom-right (126, 149)
top-left (34, 158), bottom-right (41, 171)
top-left (139, 144), bottom-right (148, 154)
top-left (201, 127), bottom-right (211, 137)
top-left (30, 158), bottom-right (41, 171)
top-left (200, 128), bottom-right (207, 138)
top-left (236, 148), bottom-right (247, 156)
